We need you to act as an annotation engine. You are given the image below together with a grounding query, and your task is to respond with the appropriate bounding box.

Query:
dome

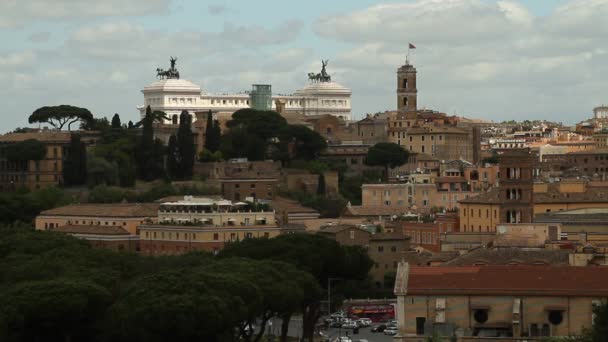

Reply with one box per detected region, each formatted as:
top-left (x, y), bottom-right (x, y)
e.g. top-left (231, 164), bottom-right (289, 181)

top-left (143, 78), bottom-right (201, 93)
top-left (294, 81), bottom-right (351, 96)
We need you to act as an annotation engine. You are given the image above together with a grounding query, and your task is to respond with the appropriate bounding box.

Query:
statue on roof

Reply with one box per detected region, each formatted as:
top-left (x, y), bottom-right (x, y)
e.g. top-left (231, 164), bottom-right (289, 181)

top-left (156, 57), bottom-right (180, 80)
top-left (308, 59), bottom-right (331, 83)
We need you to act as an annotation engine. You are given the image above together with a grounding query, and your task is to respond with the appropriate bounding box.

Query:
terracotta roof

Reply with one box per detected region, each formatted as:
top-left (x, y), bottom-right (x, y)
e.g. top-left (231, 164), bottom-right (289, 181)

top-left (399, 264), bottom-right (608, 296)
top-left (318, 224), bottom-right (369, 235)
top-left (271, 197), bottom-right (319, 214)
top-left (535, 186), bottom-right (608, 204)
top-left (52, 225), bottom-right (130, 235)
top-left (414, 153), bottom-right (440, 161)
top-left (371, 231), bottom-right (410, 241)
top-left (407, 126), bottom-right (468, 135)
top-left (39, 203), bottom-right (159, 217)
top-left (458, 188), bottom-right (501, 204)
top-left (0, 131), bottom-right (72, 143)
top-left (346, 205), bottom-right (408, 216)
top-left (444, 248), bottom-right (570, 266)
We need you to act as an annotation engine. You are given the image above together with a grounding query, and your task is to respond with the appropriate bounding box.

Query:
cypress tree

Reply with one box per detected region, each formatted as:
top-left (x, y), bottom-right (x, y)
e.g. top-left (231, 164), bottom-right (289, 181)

top-left (177, 110), bottom-right (194, 179)
top-left (204, 110), bottom-right (213, 151)
top-left (127, 121), bottom-right (134, 129)
top-left (111, 113), bottom-right (121, 129)
top-left (317, 172), bottom-right (326, 196)
top-left (167, 135), bottom-right (180, 179)
top-left (137, 106), bottom-right (156, 181)
top-left (63, 134), bottom-right (87, 186)
top-left (209, 119), bottom-right (222, 152)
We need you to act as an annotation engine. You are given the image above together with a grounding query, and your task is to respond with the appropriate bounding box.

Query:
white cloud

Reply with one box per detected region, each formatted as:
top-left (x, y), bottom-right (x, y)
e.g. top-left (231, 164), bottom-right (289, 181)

top-left (0, 50), bottom-right (36, 69)
top-left (313, 0), bottom-right (608, 122)
top-left (0, 0), bottom-right (171, 28)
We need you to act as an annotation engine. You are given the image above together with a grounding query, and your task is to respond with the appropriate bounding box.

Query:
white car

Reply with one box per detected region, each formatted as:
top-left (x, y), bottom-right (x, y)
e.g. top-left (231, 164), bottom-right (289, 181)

top-left (332, 337), bottom-right (352, 342)
top-left (384, 327), bottom-right (399, 335)
top-left (356, 318), bottom-right (372, 327)
top-left (342, 322), bottom-right (358, 329)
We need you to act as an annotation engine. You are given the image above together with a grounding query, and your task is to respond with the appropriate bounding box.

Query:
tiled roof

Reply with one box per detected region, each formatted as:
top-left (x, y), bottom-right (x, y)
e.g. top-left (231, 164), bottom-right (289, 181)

top-left (444, 248), bottom-right (570, 266)
top-left (346, 205), bottom-right (407, 216)
top-left (371, 231), bottom-right (410, 241)
top-left (271, 197), bottom-right (319, 214)
top-left (535, 186), bottom-right (608, 204)
top-left (318, 224), bottom-right (368, 235)
top-left (39, 203), bottom-right (159, 217)
top-left (52, 225), bottom-right (130, 235)
top-left (458, 188), bottom-right (501, 204)
top-left (0, 131), bottom-right (72, 143)
top-left (399, 264), bottom-right (608, 296)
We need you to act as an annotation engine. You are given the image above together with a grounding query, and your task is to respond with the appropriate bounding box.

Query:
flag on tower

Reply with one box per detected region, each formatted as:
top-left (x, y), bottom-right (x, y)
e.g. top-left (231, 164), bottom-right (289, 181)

top-left (409, 43), bottom-right (416, 49)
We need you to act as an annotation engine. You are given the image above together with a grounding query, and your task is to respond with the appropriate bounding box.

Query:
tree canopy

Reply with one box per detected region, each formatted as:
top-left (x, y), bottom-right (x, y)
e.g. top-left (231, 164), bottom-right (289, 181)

top-left (365, 142), bottom-right (409, 179)
top-left (29, 105), bottom-right (94, 131)
top-left (0, 139), bottom-right (46, 161)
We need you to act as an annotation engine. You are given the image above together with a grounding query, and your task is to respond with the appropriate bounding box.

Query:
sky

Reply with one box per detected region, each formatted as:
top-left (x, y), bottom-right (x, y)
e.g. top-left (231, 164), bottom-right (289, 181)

top-left (1, 0), bottom-right (607, 132)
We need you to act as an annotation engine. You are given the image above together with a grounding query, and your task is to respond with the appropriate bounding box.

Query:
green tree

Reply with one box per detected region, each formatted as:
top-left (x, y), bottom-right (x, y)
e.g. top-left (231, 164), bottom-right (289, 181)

top-left (176, 110), bottom-right (195, 179)
top-left (136, 106), bottom-right (167, 181)
top-left (63, 134), bottom-right (87, 186)
top-left (0, 279), bottom-right (112, 342)
top-left (28, 105), bottom-right (94, 131)
top-left (204, 111), bottom-right (221, 153)
top-left (365, 142), bottom-right (409, 180)
top-left (220, 233), bottom-right (372, 341)
top-left (87, 155), bottom-right (119, 186)
top-left (0, 139), bottom-right (46, 161)
top-left (198, 149), bottom-right (222, 162)
top-left (166, 135), bottom-right (180, 180)
top-left (279, 124), bottom-right (327, 160)
top-left (590, 302), bottom-right (608, 342)
top-left (317, 173), bottom-right (326, 196)
top-left (111, 113), bottom-right (122, 129)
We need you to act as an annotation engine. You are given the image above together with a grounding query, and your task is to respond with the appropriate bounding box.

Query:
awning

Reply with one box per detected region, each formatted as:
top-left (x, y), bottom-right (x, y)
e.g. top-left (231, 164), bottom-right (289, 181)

top-left (217, 200), bottom-right (232, 206)
top-left (228, 218), bottom-right (237, 222)
top-left (200, 218), bottom-right (210, 222)
top-left (234, 202), bottom-right (247, 206)
top-left (255, 218), bottom-right (266, 221)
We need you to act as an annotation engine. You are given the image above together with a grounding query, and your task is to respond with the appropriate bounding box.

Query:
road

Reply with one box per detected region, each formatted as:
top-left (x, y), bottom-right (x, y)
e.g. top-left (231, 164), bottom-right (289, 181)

top-left (262, 317), bottom-right (395, 342)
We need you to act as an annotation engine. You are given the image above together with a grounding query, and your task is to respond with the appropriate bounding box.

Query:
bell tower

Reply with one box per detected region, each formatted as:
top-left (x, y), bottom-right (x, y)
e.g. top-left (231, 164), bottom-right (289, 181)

top-left (397, 62), bottom-right (417, 112)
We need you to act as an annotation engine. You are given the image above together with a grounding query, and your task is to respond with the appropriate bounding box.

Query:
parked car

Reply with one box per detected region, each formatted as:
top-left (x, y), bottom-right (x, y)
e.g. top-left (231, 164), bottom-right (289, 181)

top-left (330, 321), bottom-right (343, 328)
top-left (331, 311), bottom-right (346, 319)
top-left (342, 322), bottom-right (358, 330)
top-left (331, 337), bottom-right (352, 342)
top-left (371, 324), bottom-right (387, 333)
top-left (356, 318), bottom-right (372, 327)
top-left (384, 327), bottom-right (399, 336)
top-left (388, 319), bottom-right (398, 326)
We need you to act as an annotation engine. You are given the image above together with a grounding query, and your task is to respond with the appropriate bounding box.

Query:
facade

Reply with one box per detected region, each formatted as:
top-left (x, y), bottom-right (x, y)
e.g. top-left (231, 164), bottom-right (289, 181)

top-left (220, 177), bottom-right (279, 201)
top-left (51, 225), bottom-right (139, 252)
top-left (593, 105), bottom-right (608, 119)
top-left (398, 213), bottom-right (459, 252)
top-left (138, 196), bottom-right (288, 255)
top-left (317, 225), bottom-right (411, 286)
top-left (0, 130), bottom-right (96, 191)
top-left (35, 203), bottom-right (159, 235)
top-left (393, 263), bottom-right (608, 340)
top-left (138, 60), bottom-right (352, 122)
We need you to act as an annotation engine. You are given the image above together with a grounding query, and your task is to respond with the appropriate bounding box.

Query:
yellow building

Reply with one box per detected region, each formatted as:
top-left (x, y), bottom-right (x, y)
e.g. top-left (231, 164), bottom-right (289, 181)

top-left (394, 262), bottom-right (608, 341)
top-left (459, 181), bottom-right (608, 232)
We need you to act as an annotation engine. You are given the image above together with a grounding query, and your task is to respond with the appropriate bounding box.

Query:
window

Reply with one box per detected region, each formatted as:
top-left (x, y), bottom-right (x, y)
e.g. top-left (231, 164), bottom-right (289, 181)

top-left (416, 317), bottom-right (426, 335)
top-left (350, 230), bottom-right (355, 240)
top-left (213, 233), bottom-right (219, 240)
top-left (377, 246), bottom-right (384, 252)
top-left (391, 246), bottom-right (397, 252)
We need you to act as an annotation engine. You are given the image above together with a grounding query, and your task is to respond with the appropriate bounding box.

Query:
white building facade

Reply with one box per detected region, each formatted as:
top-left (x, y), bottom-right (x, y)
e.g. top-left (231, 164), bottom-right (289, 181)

top-left (137, 75), bottom-right (352, 124)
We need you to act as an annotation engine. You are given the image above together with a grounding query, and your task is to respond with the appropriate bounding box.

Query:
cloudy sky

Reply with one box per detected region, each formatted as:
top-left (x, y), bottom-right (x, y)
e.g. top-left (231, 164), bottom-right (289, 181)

top-left (1, 0), bottom-right (607, 132)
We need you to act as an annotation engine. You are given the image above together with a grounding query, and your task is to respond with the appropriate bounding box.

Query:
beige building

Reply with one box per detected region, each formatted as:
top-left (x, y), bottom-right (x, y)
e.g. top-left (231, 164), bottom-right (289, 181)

top-left (0, 130), bottom-right (96, 191)
top-left (394, 263), bottom-right (608, 340)
top-left (138, 196), bottom-right (289, 255)
top-left (35, 203), bottom-right (159, 235)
